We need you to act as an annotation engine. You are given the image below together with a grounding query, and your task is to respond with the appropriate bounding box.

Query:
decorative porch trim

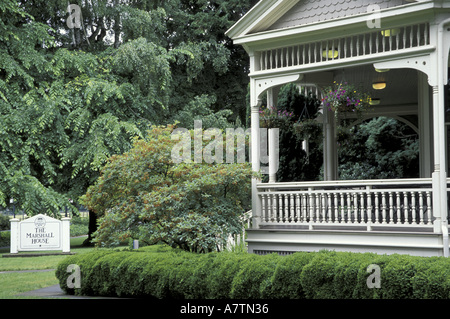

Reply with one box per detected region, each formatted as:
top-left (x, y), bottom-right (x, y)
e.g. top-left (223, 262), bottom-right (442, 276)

top-left (253, 22), bottom-right (431, 74)
top-left (257, 178), bottom-right (435, 230)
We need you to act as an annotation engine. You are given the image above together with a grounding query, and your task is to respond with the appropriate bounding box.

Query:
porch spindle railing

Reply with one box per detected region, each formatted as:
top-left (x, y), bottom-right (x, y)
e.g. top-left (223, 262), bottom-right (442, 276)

top-left (257, 23), bottom-right (430, 72)
top-left (257, 179), bottom-right (435, 229)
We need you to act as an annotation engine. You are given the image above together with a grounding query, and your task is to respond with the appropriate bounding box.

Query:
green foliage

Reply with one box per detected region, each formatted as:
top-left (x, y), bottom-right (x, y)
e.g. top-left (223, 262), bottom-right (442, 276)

top-left (0, 214), bottom-right (10, 230)
top-left (0, 0), bottom-right (253, 221)
top-left (0, 231), bottom-right (9, 247)
top-left (230, 253), bottom-right (278, 299)
top-left (55, 246), bottom-right (450, 299)
top-left (81, 124), bottom-right (255, 252)
top-left (338, 117), bottom-right (419, 180)
top-left (70, 216), bottom-right (89, 237)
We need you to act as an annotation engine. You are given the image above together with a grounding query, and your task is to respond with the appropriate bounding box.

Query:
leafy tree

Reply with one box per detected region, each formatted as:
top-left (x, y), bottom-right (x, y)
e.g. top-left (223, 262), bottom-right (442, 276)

top-left (0, 0), bottom-right (255, 246)
top-left (338, 117), bottom-right (419, 179)
top-left (81, 124), bottom-right (255, 252)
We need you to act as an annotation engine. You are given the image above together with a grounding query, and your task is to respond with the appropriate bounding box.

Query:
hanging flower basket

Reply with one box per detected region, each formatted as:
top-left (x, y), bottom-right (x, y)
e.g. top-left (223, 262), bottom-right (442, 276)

top-left (259, 105), bottom-right (294, 129)
top-left (293, 118), bottom-right (321, 140)
top-left (322, 81), bottom-right (371, 116)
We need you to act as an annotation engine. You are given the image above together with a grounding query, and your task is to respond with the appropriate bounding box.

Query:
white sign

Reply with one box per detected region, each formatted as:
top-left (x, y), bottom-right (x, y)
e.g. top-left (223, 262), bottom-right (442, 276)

top-left (10, 214), bottom-right (71, 254)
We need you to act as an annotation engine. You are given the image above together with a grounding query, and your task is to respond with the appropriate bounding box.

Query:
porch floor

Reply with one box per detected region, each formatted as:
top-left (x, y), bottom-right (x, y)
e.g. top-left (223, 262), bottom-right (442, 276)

top-left (246, 225), bottom-right (450, 257)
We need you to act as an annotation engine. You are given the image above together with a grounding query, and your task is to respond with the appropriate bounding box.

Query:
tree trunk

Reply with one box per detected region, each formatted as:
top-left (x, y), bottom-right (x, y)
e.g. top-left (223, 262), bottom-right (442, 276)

top-left (83, 209), bottom-right (97, 246)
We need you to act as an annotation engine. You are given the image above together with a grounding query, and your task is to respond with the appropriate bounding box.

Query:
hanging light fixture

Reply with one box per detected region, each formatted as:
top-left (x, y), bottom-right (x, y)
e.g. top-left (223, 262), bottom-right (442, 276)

top-left (369, 98), bottom-right (381, 105)
top-left (375, 68), bottom-right (390, 73)
top-left (322, 48), bottom-right (339, 59)
top-left (381, 28), bottom-right (401, 37)
top-left (372, 82), bottom-right (386, 90)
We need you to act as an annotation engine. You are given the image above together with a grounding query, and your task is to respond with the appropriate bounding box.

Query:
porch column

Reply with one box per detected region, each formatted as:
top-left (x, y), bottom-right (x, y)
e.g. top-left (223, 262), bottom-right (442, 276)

top-left (431, 83), bottom-right (447, 235)
top-left (267, 88), bottom-right (279, 183)
top-left (250, 102), bottom-right (262, 228)
top-left (430, 19), bottom-right (450, 246)
top-left (418, 71), bottom-right (432, 178)
top-left (323, 107), bottom-right (338, 181)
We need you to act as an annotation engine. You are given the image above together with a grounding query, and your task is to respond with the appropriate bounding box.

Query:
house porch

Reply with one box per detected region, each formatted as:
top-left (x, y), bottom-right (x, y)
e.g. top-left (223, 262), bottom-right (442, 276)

top-left (226, 0), bottom-right (450, 257)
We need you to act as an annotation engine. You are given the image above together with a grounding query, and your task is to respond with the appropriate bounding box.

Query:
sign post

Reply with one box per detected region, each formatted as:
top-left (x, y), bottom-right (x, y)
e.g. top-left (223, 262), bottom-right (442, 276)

top-left (10, 214), bottom-right (71, 254)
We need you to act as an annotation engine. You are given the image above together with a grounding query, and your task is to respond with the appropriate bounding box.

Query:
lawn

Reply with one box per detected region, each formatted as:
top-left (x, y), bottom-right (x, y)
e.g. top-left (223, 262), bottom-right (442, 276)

top-left (0, 236), bottom-right (95, 299)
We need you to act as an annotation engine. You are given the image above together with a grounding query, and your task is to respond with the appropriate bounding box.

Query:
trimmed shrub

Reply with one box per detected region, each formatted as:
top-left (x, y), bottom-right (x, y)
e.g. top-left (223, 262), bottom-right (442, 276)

top-left (261, 251), bottom-right (316, 299)
top-left (230, 253), bottom-right (278, 299)
top-left (55, 246), bottom-right (450, 299)
top-left (56, 250), bottom-right (116, 296)
top-left (206, 252), bottom-right (254, 298)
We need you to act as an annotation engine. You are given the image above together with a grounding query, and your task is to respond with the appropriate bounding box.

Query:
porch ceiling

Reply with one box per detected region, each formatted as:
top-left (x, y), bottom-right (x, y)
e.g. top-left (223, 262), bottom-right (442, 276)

top-left (320, 64), bottom-right (419, 113)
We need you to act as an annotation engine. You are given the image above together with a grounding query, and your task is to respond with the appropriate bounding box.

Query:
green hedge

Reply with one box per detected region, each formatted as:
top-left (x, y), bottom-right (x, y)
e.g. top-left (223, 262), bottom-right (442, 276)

top-left (55, 246), bottom-right (450, 299)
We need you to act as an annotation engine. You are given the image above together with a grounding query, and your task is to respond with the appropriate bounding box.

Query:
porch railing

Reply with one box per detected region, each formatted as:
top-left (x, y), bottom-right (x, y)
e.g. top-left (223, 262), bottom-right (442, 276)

top-left (257, 22), bottom-right (430, 72)
top-left (257, 178), bottom-right (434, 230)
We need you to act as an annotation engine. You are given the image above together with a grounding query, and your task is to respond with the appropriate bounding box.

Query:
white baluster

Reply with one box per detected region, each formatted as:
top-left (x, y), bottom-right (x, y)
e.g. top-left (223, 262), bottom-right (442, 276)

top-left (376, 31), bottom-right (380, 54)
top-left (315, 193), bottom-right (321, 223)
top-left (346, 193), bottom-right (352, 223)
top-left (366, 187), bottom-right (372, 224)
top-left (338, 38), bottom-right (341, 59)
top-left (410, 26), bottom-right (413, 48)
top-left (314, 42), bottom-right (317, 63)
top-left (381, 192), bottom-right (387, 224)
top-left (322, 193), bottom-right (327, 223)
top-left (302, 193), bottom-right (307, 222)
top-left (303, 45), bottom-right (306, 64)
top-left (403, 191), bottom-right (408, 224)
top-left (353, 192), bottom-right (358, 223)
top-left (261, 193), bottom-right (267, 222)
top-left (288, 194), bottom-right (295, 222)
top-left (419, 191), bottom-right (424, 225)
top-left (273, 193), bottom-right (278, 222)
top-left (395, 30), bottom-right (399, 50)
top-left (308, 190), bottom-right (314, 223)
top-left (356, 35), bottom-right (360, 56)
top-left (374, 192), bottom-right (380, 224)
top-left (426, 191), bottom-right (432, 225)
top-left (411, 191), bottom-right (416, 224)
top-left (403, 26), bottom-right (407, 48)
top-left (361, 191), bottom-right (366, 223)
top-left (389, 192), bottom-right (394, 224)
top-left (416, 24), bottom-right (420, 47)
top-left (334, 193), bottom-right (339, 223)
top-left (396, 192), bottom-right (401, 224)
top-left (362, 34), bottom-right (365, 56)
top-left (327, 193), bottom-right (332, 223)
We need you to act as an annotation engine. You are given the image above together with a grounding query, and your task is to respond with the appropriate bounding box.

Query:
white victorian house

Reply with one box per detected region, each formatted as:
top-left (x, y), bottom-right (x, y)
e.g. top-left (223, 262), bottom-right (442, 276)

top-left (226, 0), bottom-right (450, 257)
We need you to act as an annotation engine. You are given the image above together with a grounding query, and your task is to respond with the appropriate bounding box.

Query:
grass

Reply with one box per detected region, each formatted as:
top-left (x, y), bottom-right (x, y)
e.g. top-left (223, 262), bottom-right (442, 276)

top-left (0, 236), bottom-right (96, 299)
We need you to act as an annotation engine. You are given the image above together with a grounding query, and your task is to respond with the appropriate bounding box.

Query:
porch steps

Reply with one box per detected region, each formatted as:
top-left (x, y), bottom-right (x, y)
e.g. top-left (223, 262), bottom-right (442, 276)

top-left (246, 227), bottom-right (450, 257)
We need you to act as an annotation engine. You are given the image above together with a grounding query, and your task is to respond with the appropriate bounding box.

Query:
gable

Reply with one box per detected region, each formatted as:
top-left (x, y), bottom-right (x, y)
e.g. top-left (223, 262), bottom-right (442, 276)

top-left (267, 0), bottom-right (406, 31)
top-left (226, 0), bottom-right (417, 40)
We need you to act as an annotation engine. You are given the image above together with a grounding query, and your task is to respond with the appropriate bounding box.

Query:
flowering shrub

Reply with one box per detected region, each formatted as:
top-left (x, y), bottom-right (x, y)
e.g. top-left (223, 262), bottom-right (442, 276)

top-left (259, 105), bottom-right (294, 128)
top-left (80, 124), bottom-right (256, 253)
top-left (322, 81), bottom-right (371, 115)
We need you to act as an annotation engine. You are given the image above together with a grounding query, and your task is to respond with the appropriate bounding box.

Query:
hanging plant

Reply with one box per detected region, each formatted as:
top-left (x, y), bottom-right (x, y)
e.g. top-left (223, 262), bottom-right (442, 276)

top-left (293, 118), bottom-right (321, 141)
top-left (321, 81), bottom-right (371, 117)
top-left (259, 105), bottom-right (294, 129)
